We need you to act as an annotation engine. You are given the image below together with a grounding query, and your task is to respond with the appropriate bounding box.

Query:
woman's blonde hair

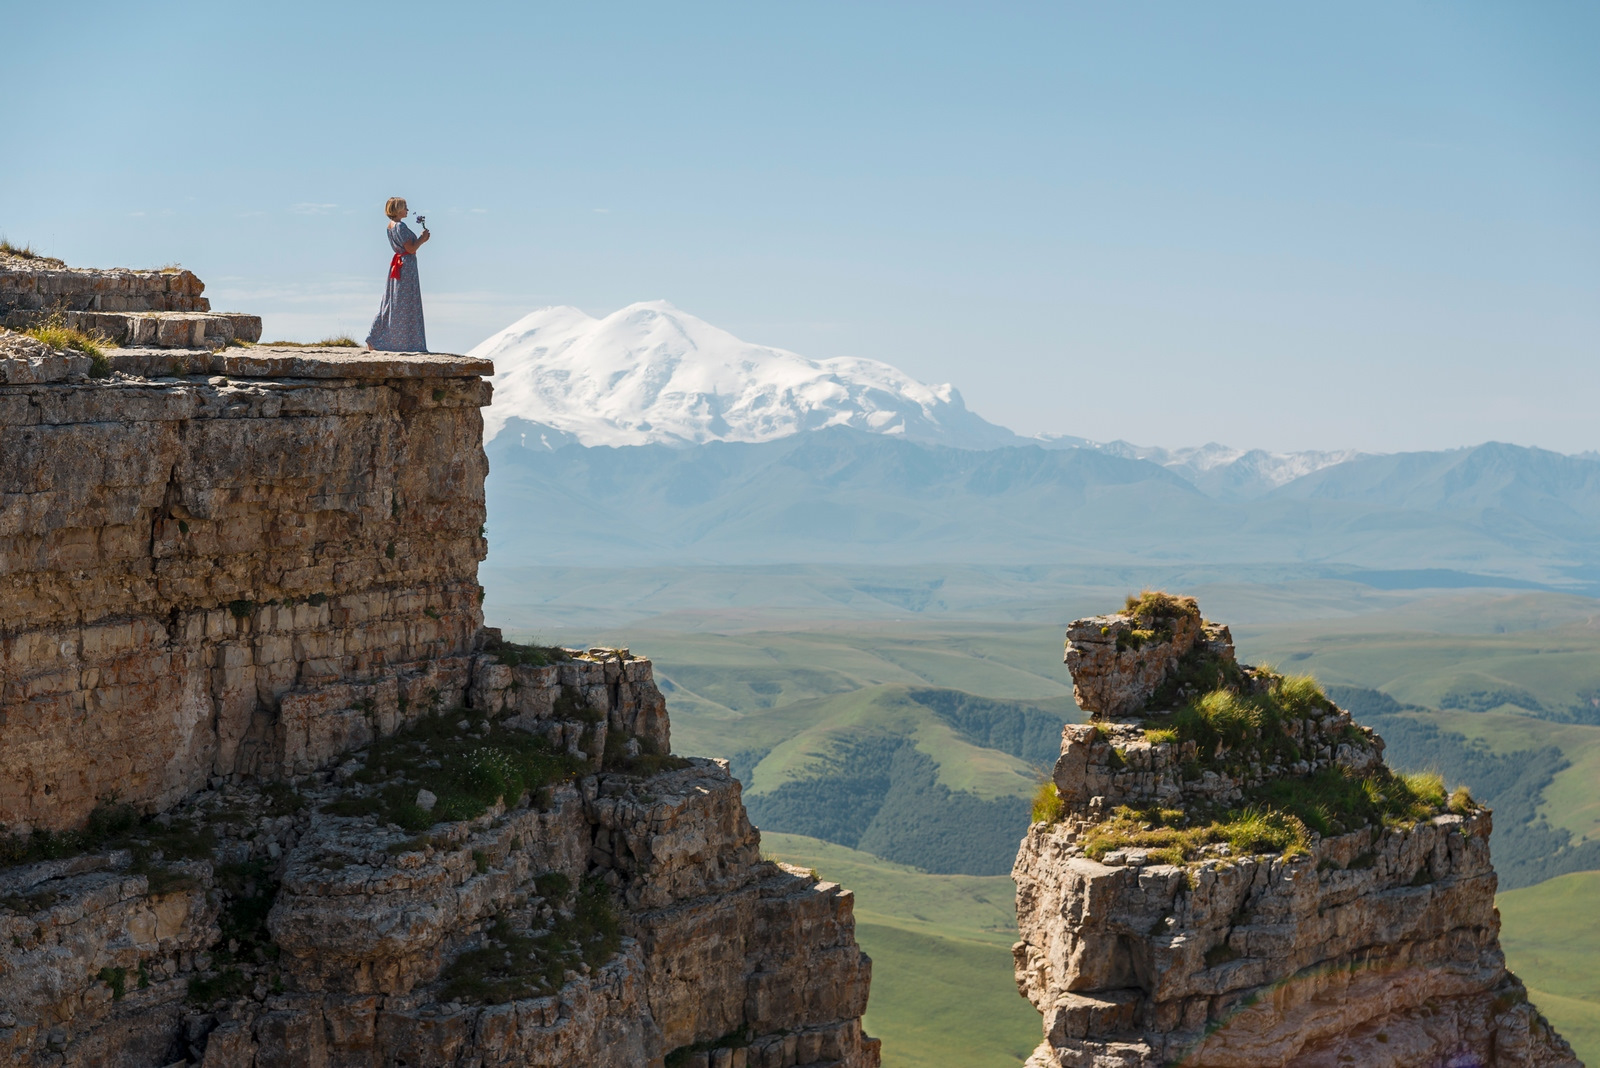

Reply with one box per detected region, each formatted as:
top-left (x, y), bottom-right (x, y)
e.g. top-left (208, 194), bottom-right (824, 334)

top-left (384, 197), bottom-right (408, 220)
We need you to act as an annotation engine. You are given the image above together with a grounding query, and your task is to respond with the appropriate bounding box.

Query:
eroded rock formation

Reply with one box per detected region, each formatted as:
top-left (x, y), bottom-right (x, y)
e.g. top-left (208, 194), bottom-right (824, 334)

top-left (0, 260), bottom-right (878, 1068)
top-left (1013, 595), bottom-right (1581, 1067)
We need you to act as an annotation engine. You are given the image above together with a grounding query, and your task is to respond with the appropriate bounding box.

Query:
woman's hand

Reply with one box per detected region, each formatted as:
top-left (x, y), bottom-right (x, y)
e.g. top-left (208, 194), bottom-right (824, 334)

top-left (403, 229), bottom-right (431, 255)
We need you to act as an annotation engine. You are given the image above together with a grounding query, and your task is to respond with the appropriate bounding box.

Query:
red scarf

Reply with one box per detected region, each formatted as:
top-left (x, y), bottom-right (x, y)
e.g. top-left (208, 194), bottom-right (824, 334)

top-left (389, 252), bottom-right (405, 280)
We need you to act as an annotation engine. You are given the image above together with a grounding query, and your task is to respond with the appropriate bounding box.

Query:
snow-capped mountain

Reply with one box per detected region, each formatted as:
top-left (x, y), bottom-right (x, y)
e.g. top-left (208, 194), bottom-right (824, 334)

top-left (470, 301), bottom-right (1020, 450)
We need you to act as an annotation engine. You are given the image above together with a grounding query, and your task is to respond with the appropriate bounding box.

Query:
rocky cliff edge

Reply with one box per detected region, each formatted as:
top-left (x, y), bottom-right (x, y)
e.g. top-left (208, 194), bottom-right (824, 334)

top-left (0, 260), bottom-right (878, 1068)
top-left (1013, 592), bottom-right (1581, 1068)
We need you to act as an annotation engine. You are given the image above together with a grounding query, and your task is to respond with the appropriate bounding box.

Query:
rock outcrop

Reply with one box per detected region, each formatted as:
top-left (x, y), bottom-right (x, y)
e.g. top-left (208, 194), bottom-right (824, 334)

top-left (1013, 594), bottom-right (1582, 1067)
top-left (0, 260), bottom-right (878, 1068)
top-left (0, 250), bottom-right (261, 349)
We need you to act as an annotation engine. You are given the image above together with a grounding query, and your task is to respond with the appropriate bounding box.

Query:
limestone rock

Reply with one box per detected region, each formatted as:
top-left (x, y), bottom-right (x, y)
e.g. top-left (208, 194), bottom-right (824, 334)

top-left (0, 262), bottom-right (879, 1068)
top-left (1018, 597), bottom-right (1582, 1067)
top-left (1064, 599), bottom-right (1234, 718)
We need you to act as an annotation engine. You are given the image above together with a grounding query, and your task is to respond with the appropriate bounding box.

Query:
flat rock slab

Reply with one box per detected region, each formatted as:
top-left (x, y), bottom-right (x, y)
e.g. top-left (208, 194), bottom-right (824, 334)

top-left (107, 346), bottom-right (493, 379)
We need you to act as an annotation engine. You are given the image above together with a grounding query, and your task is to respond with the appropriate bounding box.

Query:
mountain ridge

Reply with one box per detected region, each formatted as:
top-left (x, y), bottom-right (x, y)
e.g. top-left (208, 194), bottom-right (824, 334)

top-left (468, 302), bottom-right (1381, 493)
top-left (484, 425), bottom-right (1600, 586)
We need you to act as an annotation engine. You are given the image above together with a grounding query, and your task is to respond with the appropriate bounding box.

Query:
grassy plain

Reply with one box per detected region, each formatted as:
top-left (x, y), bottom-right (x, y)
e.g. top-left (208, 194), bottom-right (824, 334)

top-left (1499, 871), bottom-right (1600, 1066)
top-left (762, 833), bottom-right (1038, 1068)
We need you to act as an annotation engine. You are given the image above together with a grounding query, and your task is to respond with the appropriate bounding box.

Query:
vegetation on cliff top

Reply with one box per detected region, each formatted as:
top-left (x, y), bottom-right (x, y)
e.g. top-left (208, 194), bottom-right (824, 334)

top-left (1075, 767), bottom-right (1470, 866)
top-left (258, 335), bottom-right (360, 347)
top-left (1146, 671), bottom-right (1335, 759)
top-left (0, 238), bottom-right (59, 263)
top-left (19, 312), bottom-right (112, 375)
top-left (1123, 589), bottom-right (1200, 620)
top-left (1041, 667), bottom-right (1478, 864)
top-left (482, 635), bottom-right (573, 668)
top-left (1112, 590), bottom-right (1201, 651)
top-left (322, 707), bottom-right (591, 832)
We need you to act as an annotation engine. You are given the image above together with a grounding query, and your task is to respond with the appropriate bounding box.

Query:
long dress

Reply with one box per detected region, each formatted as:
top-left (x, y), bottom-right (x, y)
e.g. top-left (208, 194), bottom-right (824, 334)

top-left (366, 221), bottom-right (427, 351)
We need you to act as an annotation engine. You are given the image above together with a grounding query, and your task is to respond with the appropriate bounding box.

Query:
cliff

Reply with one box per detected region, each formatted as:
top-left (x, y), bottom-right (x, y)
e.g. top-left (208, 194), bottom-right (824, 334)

top-left (0, 259), bottom-right (878, 1068)
top-left (1012, 593), bottom-right (1582, 1067)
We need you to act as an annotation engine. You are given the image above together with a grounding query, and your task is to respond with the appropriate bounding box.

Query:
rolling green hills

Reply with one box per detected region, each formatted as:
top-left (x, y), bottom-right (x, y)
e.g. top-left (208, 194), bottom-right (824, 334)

top-left (760, 833), bottom-right (1039, 1068)
top-left (1499, 871), bottom-right (1600, 1067)
top-left (500, 578), bottom-right (1600, 1066)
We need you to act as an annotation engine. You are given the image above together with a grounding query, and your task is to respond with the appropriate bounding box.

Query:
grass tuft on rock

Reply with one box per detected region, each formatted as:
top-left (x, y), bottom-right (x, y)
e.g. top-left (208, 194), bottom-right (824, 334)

top-left (260, 336), bottom-right (360, 347)
top-left (1082, 804), bottom-right (1312, 866)
top-left (602, 730), bottom-right (690, 778)
top-left (1032, 780), bottom-right (1067, 824)
top-left (1147, 672), bottom-right (1335, 760)
top-left (0, 801), bottom-right (214, 877)
top-left (0, 238), bottom-right (61, 263)
top-left (21, 313), bottom-right (111, 369)
top-left (1123, 590), bottom-right (1200, 620)
top-left (321, 709), bottom-right (588, 832)
top-left (1257, 766), bottom-right (1450, 838)
top-left (483, 636), bottom-right (573, 669)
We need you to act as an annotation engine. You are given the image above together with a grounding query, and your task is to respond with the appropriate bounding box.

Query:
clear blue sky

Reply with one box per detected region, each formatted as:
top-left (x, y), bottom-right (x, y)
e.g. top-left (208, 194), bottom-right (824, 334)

top-left (8, 1), bottom-right (1597, 453)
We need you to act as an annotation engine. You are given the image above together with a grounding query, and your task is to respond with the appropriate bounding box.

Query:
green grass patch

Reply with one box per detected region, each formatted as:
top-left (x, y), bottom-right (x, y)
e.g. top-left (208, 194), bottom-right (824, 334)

top-left (856, 921), bottom-right (1039, 1068)
top-left (0, 802), bottom-right (214, 884)
top-left (1499, 870), bottom-right (1600, 1067)
top-left (602, 729), bottom-right (690, 777)
top-left (260, 336), bottom-right (360, 347)
top-left (483, 635), bottom-right (573, 668)
top-left (1256, 766), bottom-right (1451, 838)
top-left (1080, 761), bottom-right (1456, 866)
top-left (1123, 590), bottom-right (1200, 620)
top-left (1153, 673), bottom-right (1333, 758)
top-left (1031, 781), bottom-right (1065, 824)
top-left (1141, 645), bottom-right (1249, 713)
top-left (1112, 588), bottom-right (1198, 654)
top-left (323, 709), bottom-right (589, 832)
top-left (438, 875), bottom-right (621, 1004)
top-left (21, 312), bottom-right (111, 371)
top-left (1081, 804), bottom-right (1312, 865)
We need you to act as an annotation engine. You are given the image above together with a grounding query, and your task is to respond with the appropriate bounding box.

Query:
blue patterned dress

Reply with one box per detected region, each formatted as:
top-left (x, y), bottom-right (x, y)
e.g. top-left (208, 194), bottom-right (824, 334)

top-left (366, 221), bottom-right (427, 351)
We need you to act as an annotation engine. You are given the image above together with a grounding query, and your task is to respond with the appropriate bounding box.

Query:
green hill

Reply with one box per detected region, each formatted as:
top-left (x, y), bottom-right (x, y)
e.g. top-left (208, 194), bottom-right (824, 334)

top-left (761, 833), bottom-right (1038, 1068)
top-left (1499, 870), bottom-right (1600, 1066)
top-left (502, 582), bottom-right (1600, 1065)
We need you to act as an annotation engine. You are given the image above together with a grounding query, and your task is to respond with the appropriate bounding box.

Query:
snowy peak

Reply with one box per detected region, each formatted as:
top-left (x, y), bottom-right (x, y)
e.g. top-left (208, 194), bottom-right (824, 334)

top-left (470, 301), bottom-right (1020, 449)
top-left (1030, 435), bottom-right (1368, 499)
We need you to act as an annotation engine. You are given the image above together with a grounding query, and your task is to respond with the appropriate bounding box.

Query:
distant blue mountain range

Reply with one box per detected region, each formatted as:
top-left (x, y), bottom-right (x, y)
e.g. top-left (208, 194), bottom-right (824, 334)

top-left (485, 420), bottom-right (1600, 588)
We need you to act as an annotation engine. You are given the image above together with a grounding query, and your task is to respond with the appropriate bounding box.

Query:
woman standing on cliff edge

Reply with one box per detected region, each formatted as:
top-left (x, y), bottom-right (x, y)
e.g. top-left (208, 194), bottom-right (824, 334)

top-left (366, 196), bottom-right (430, 352)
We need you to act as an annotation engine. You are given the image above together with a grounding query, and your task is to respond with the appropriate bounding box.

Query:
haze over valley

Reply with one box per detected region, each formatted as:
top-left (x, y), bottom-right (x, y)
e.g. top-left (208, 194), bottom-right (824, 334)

top-left (474, 301), bottom-right (1600, 1064)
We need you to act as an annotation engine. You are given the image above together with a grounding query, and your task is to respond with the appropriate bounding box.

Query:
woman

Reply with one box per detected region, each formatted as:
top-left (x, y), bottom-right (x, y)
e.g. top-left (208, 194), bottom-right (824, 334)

top-left (366, 196), bottom-right (431, 352)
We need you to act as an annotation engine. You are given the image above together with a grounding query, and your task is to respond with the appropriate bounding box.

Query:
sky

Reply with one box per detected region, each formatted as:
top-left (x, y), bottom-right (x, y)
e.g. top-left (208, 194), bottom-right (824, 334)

top-left (6, 1), bottom-right (1598, 454)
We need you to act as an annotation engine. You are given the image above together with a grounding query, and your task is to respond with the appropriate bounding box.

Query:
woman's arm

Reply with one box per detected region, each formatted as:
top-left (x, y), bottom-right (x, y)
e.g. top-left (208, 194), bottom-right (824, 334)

top-left (403, 229), bottom-right (431, 255)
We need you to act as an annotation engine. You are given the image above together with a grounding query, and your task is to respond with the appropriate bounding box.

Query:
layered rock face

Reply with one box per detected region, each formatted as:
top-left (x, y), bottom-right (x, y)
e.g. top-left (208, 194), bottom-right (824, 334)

top-left (0, 275), bottom-right (878, 1068)
top-left (1, 342), bottom-right (492, 832)
top-left (1013, 596), bottom-right (1581, 1068)
top-left (0, 251), bottom-right (261, 348)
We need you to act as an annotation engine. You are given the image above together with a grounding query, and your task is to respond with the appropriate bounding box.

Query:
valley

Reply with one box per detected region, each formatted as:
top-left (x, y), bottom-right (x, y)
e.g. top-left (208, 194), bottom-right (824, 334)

top-left (491, 570), bottom-right (1600, 1066)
